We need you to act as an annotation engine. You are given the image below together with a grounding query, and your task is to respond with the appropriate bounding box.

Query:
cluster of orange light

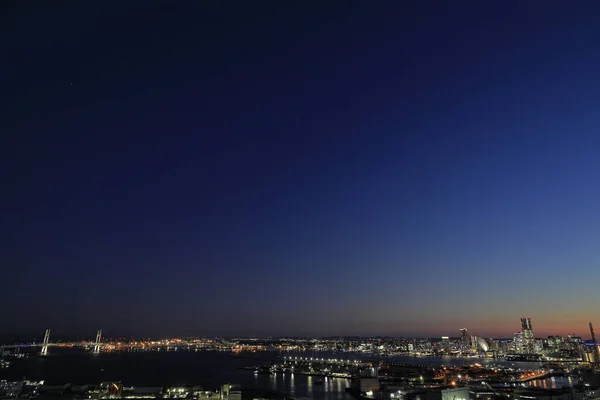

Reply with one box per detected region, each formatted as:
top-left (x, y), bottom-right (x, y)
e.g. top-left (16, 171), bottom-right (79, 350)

top-left (232, 344), bottom-right (266, 352)
top-left (519, 371), bottom-right (545, 380)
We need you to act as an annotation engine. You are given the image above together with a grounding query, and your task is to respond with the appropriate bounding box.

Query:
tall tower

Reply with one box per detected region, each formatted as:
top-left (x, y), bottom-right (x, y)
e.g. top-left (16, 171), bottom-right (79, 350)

top-left (590, 322), bottom-right (600, 363)
top-left (520, 317), bottom-right (535, 354)
top-left (94, 330), bottom-right (102, 354)
top-left (40, 329), bottom-right (51, 355)
top-left (521, 317), bottom-right (532, 331)
top-left (459, 329), bottom-right (469, 353)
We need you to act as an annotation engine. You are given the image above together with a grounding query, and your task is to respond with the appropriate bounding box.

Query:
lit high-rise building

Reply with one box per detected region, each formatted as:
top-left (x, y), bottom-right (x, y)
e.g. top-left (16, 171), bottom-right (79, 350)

top-left (521, 317), bottom-right (532, 331)
top-left (459, 328), bottom-right (469, 353)
top-left (470, 335), bottom-right (478, 351)
top-left (512, 332), bottom-right (524, 353)
top-left (520, 317), bottom-right (535, 354)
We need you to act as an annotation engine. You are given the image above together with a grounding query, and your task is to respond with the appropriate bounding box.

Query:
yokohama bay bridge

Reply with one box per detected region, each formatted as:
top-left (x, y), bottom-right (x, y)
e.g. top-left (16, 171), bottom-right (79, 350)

top-left (0, 329), bottom-right (104, 356)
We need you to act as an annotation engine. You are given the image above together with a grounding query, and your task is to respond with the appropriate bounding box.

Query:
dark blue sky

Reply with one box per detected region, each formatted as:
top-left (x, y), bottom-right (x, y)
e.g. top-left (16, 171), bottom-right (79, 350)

top-left (2, 1), bottom-right (600, 339)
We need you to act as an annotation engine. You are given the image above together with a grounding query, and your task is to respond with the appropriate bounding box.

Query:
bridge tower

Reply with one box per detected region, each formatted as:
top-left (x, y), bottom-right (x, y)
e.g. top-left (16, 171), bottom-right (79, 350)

top-left (93, 330), bottom-right (102, 354)
top-left (40, 329), bottom-right (51, 355)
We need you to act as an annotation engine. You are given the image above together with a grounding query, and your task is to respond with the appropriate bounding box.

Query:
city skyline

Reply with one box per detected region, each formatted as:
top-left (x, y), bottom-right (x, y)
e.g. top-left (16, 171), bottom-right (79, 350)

top-left (2, 2), bottom-right (600, 337)
top-left (3, 317), bottom-right (598, 341)
top-left (1, 316), bottom-right (597, 370)
top-left (3, 319), bottom-right (599, 344)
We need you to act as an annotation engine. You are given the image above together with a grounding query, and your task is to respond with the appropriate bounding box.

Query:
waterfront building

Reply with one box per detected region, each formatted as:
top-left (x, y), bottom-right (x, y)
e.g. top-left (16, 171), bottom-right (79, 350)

top-left (469, 336), bottom-right (489, 353)
top-left (441, 337), bottom-right (450, 353)
top-left (459, 329), bottom-right (469, 354)
top-left (492, 339), bottom-right (510, 355)
top-left (521, 317), bottom-right (535, 354)
top-left (534, 338), bottom-right (544, 354)
top-left (512, 332), bottom-right (525, 353)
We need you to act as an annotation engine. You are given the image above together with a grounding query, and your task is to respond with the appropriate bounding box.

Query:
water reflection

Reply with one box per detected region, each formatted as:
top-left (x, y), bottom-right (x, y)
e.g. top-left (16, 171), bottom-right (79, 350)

top-left (262, 373), bottom-right (350, 400)
top-left (530, 376), bottom-right (573, 389)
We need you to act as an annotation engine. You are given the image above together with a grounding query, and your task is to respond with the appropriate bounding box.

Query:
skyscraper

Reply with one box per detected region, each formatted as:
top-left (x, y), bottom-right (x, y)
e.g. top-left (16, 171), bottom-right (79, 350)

top-left (459, 328), bottom-right (469, 354)
top-left (520, 317), bottom-right (535, 354)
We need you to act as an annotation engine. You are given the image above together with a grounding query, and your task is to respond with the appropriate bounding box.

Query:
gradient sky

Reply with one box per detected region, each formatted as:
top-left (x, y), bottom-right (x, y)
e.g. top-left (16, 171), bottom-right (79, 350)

top-left (2, 1), bottom-right (600, 339)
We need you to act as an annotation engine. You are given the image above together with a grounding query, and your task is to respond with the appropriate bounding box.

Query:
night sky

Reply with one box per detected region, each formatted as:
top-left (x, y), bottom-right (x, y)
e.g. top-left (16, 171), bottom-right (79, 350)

top-left (2, 1), bottom-right (600, 339)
